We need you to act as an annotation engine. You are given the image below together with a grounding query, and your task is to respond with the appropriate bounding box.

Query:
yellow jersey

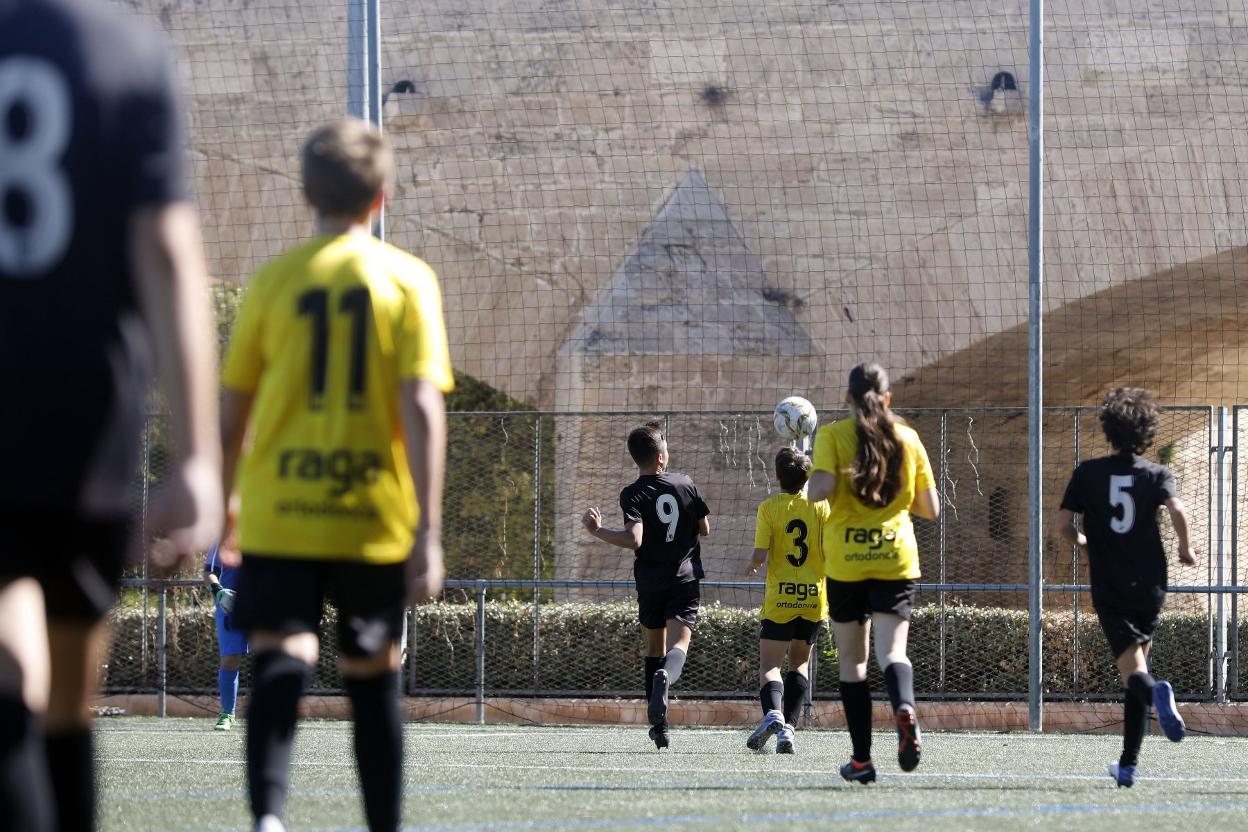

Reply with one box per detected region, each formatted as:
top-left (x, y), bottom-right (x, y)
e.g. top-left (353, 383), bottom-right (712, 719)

top-left (812, 417), bottom-right (935, 582)
top-left (754, 492), bottom-right (830, 623)
top-left (221, 233), bottom-right (454, 563)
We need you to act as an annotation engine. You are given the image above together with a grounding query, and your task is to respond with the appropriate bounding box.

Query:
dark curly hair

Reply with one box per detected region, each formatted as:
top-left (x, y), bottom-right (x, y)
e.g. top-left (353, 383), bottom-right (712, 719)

top-left (1100, 388), bottom-right (1160, 455)
top-left (775, 447), bottom-right (812, 494)
top-left (627, 421), bottom-right (664, 466)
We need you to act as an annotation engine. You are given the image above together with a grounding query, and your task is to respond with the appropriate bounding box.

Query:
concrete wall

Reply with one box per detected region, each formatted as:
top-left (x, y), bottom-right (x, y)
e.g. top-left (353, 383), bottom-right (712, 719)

top-left (126, 0), bottom-right (1248, 411)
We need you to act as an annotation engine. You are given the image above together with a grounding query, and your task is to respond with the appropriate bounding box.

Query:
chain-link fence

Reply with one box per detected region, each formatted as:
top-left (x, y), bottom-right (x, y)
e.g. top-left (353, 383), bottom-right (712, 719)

top-left (108, 406), bottom-right (1248, 726)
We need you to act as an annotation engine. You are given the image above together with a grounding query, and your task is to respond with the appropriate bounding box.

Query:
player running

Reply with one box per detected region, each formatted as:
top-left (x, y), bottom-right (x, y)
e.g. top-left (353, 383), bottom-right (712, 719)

top-left (581, 422), bottom-right (711, 750)
top-left (807, 363), bottom-right (939, 784)
top-left (220, 119), bottom-right (452, 832)
top-left (744, 448), bottom-right (830, 754)
top-left (1055, 387), bottom-right (1195, 788)
top-left (204, 527), bottom-right (247, 731)
top-left (0, 1), bottom-right (222, 828)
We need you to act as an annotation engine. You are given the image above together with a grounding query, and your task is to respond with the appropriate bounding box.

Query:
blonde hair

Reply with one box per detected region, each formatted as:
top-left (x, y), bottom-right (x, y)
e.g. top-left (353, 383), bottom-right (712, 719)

top-left (301, 119), bottom-right (393, 218)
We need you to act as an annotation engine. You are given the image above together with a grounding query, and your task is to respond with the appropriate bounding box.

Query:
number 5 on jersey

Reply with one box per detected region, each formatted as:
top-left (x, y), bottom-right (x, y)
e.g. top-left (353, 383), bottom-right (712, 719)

top-left (1109, 475), bottom-right (1135, 534)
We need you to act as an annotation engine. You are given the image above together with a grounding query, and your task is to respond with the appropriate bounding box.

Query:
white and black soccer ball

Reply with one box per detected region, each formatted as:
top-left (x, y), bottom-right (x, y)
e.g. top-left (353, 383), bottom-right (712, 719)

top-left (772, 396), bottom-right (818, 442)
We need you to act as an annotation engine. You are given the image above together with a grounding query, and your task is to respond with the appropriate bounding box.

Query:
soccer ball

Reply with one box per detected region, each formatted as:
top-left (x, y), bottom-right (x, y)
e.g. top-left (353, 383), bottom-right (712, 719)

top-left (773, 396), bottom-right (818, 442)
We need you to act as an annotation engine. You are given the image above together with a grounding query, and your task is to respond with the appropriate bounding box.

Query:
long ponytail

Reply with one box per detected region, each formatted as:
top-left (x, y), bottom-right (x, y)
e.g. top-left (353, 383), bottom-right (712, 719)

top-left (848, 362), bottom-right (903, 508)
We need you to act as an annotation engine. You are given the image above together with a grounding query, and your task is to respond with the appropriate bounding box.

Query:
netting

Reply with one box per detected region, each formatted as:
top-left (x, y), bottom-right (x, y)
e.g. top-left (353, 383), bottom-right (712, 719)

top-left (99, 0), bottom-right (1248, 733)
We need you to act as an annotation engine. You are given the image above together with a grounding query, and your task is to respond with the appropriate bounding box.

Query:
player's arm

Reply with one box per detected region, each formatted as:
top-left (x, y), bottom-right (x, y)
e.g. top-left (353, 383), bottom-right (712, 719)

top-left (698, 515), bottom-right (711, 537)
top-left (1053, 507), bottom-right (1086, 550)
top-left (132, 203), bottom-right (223, 567)
top-left (806, 471), bottom-right (835, 502)
top-left (581, 508), bottom-right (643, 549)
top-left (910, 488), bottom-right (940, 520)
top-left (400, 379), bottom-right (448, 602)
top-left (745, 548), bottom-right (767, 576)
top-left (1165, 497), bottom-right (1198, 566)
top-left (219, 388), bottom-right (253, 517)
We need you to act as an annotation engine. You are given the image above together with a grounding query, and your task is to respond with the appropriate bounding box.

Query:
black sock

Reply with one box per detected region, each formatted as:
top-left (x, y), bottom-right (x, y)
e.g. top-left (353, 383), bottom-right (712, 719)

top-left (0, 698), bottom-right (51, 832)
top-left (1121, 688), bottom-right (1149, 767)
top-left (346, 673), bottom-right (403, 832)
top-left (1127, 671), bottom-right (1156, 707)
top-left (45, 728), bottom-right (93, 832)
top-left (644, 656), bottom-right (663, 699)
top-left (247, 651), bottom-right (310, 822)
top-left (839, 680), bottom-right (873, 763)
top-left (883, 662), bottom-right (915, 713)
top-left (662, 647), bottom-right (687, 686)
top-left (759, 680), bottom-right (783, 717)
top-left (783, 671), bottom-right (809, 726)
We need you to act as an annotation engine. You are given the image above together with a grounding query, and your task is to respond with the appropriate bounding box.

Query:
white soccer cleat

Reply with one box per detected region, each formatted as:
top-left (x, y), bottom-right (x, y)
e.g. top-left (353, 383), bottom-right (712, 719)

top-left (746, 710), bottom-right (785, 751)
top-left (775, 723), bottom-right (796, 754)
top-left (255, 815), bottom-right (287, 832)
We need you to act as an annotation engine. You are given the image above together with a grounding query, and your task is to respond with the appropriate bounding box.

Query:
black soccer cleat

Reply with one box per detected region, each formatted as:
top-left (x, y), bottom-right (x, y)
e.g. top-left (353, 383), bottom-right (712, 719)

top-left (839, 758), bottom-right (877, 784)
top-left (895, 706), bottom-right (922, 772)
top-left (648, 669), bottom-right (670, 727)
top-left (648, 724), bottom-right (670, 750)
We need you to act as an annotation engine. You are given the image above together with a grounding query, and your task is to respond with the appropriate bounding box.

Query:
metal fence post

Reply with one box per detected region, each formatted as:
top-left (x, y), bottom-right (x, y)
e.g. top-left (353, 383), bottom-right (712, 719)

top-left (1216, 408), bottom-right (1229, 702)
top-left (1233, 407), bottom-right (1240, 698)
top-left (475, 580), bottom-right (486, 724)
top-left (157, 587), bottom-right (167, 718)
top-left (1026, 0), bottom-right (1046, 732)
top-left (938, 410), bottom-right (948, 694)
top-left (533, 416), bottom-right (542, 692)
top-left (346, 0), bottom-right (368, 119)
top-left (1072, 409), bottom-right (1081, 694)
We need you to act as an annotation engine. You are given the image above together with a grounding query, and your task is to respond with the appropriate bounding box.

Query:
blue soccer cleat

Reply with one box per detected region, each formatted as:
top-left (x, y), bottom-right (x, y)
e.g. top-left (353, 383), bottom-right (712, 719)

top-left (776, 723), bottom-right (796, 754)
top-left (1109, 762), bottom-right (1135, 788)
top-left (1152, 680), bottom-right (1186, 742)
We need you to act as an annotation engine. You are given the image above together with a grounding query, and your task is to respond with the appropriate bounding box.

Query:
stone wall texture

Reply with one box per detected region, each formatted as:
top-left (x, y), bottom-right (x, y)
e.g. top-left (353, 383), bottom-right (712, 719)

top-left (125, 0), bottom-right (1248, 410)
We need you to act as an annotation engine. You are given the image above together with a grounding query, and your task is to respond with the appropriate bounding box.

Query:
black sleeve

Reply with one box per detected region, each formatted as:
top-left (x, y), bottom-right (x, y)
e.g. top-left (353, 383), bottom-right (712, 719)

top-left (118, 37), bottom-right (187, 209)
top-left (1157, 467), bottom-right (1178, 501)
top-left (620, 489), bottom-right (643, 525)
top-left (687, 481), bottom-right (710, 519)
top-left (1059, 467), bottom-right (1084, 513)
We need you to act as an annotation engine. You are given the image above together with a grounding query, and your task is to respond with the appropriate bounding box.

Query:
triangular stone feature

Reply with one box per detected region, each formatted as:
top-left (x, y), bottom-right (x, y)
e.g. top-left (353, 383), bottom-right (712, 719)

top-left (563, 169), bottom-right (815, 356)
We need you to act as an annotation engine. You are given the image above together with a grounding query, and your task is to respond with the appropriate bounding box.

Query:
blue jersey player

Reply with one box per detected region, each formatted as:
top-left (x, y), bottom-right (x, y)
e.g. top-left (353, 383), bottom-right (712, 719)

top-left (204, 542), bottom-right (247, 730)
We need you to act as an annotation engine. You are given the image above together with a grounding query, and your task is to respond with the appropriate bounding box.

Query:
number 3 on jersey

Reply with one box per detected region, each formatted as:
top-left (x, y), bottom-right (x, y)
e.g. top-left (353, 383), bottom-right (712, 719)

top-left (785, 519), bottom-right (809, 567)
top-left (1109, 475), bottom-right (1135, 534)
top-left (656, 494), bottom-right (679, 543)
top-left (297, 287), bottom-right (370, 411)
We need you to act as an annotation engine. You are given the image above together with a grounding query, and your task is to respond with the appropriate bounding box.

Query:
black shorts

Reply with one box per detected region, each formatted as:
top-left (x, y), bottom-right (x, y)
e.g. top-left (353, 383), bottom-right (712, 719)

top-left (1095, 605), bottom-right (1160, 659)
top-left (636, 581), bottom-right (700, 630)
top-left (0, 507), bottom-right (130, 621)
top-left (827, 578), bottom-right (918, 623)
top-left (233, 555), bottom-right (406, 657)
top-left (759, 617), bottom-right (824, 644)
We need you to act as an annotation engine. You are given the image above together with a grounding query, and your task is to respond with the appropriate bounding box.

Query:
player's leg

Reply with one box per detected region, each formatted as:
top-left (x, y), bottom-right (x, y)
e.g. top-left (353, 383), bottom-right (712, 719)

top-left (828, 579), bottom-right (874, 782)
top-left (775, 625), bottom-right (816, 754)
top-left (649, 583), bottom-right (697, 734)
top-left (40, 514), bottom-right (129, 832)
top-left (0, 578), bottom-right (53, 832)
top-left (233, 558), bottom-right (321, 831)
top-left (215, 602), bottom-right (247, 730)
top-left (637, 591), bottom-right (666, 700)
top-left (332, 562), bottom-right (408, 832)
top-left (43, 619), bottom-right (111, 832)
top-left (871, 580), bottom-right (921, 772)
top-left (747, 629), bottom-right (788, 751)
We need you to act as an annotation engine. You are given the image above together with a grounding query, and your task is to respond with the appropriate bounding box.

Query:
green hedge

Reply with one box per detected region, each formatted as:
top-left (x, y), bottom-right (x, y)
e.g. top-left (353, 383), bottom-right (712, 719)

top-left (104, 598), bottom-right (1238, 698)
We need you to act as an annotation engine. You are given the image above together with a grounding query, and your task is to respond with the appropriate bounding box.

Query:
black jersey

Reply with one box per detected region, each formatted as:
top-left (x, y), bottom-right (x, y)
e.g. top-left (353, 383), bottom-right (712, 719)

top-left (0, 0), bottom-right (186, 516)
top-left (618, 473), bottom-right (710, 592)
top-left (1060, 454), bottom-right (1178, 610)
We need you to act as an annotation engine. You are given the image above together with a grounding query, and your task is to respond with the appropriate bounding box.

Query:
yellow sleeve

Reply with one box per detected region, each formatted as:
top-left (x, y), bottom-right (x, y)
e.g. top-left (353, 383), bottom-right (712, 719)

top-left (752, 503), bottom-right (771, 550)
top-left (220, 276), bottom-right (265, 392)
top-left (398, 264), bottom-right (455, 393)
top-left (811, 425), bottom-right (837, 474)
top-left (911, 434), bottom-right (936, 491)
